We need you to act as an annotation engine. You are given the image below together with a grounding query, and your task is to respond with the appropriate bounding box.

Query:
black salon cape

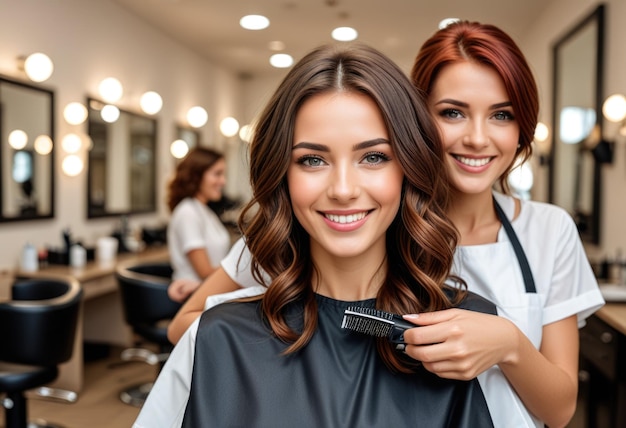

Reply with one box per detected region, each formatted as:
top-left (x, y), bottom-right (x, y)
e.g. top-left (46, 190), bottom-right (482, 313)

top-left (182, 292), bottom-right (496, 428)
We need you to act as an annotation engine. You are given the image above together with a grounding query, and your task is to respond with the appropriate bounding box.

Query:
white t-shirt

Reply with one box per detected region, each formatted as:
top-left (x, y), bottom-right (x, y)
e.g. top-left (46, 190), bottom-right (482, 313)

top-left (167, 197), bottom-right (231, 281)
top-left (137, 192), bottom-right (604, 428)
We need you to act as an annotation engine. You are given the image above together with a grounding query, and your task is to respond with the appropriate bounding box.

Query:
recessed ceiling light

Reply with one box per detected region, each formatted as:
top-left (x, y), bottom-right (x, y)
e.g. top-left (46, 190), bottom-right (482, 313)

top-left (240, 15), bottom-right (270, 30)
top-left (270, 53), bottom-right (293, 68)
top-left (438, 18), bottom-right (460, 29)
top-left (331, 27), bottom-right (358, 42)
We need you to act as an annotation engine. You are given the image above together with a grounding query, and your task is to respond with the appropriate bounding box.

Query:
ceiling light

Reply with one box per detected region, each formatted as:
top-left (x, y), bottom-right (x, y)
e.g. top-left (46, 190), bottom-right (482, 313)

top-left (240, 15), bottom-right (270, 30)
top-left (438, 18), bottom-right (460, 30)
top-left (21, 53), bottom-right (54, 82)
top-left (140, 91), bottom-right (163, 115)
top-left (270, 53), bottom-right (293, 68)
top-left (64, 102), bottom-right (88, 125)
top-left (534, 122), bottom-right (549, 142)
top-left (239, 124), bottom-right (253, 143)
top-left (98, 77), bottom-right (124, 103)
top-left (331, 27), bottom-right (358, 42)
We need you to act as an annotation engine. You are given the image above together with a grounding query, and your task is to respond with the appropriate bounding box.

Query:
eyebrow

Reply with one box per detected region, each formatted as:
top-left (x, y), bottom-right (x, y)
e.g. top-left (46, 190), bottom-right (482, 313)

top-left (434, 98), bottom-right (513, 110)
top-left (292, 138), bottom-right (390, 152)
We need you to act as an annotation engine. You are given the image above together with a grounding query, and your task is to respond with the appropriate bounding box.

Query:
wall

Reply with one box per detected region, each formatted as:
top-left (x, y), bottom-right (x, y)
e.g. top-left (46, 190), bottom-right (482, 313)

top-left (0, 0), bottom-right (242, 271)
top-left (521, 0), bottom-right (626, 261)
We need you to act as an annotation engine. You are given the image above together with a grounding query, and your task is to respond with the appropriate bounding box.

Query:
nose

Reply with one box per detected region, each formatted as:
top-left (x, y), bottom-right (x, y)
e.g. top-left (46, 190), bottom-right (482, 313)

top-left (463, 119), bottom-right (489, 148)
top-left (327, 162), bottom-right (360, 202)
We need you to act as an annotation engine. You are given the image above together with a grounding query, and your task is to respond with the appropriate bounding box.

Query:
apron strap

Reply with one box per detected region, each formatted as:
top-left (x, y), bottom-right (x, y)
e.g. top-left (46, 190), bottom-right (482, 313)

top-left (494, 199), bottom-right (537, 293)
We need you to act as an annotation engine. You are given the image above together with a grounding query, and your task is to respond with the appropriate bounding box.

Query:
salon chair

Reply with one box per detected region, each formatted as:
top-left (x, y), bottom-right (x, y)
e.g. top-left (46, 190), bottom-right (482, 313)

top-left (116, 260), bottom-right (180, 407)
top-left (0, 276), bottom-right (82, 428)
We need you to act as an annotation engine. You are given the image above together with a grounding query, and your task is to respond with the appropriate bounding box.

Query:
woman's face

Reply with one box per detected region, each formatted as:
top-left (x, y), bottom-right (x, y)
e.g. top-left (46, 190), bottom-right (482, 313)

top-left (428, 61), bottom-right (520, 196)
top-left (287, 91), bottom-right (403, 262)
top-left (196, 158), bottom-right (226, 203)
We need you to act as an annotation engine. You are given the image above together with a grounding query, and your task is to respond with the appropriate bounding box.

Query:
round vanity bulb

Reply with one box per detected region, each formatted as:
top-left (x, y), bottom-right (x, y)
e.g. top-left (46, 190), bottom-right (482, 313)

top-left (187, 106), bottom-right (208, 128)
top-left (220, 117), bottom-right (240, 137)
top-left (140, 91), bottom-right (163, 115)
top-left (534, 122), bottom-right (549, 142)
top-left (170, 139), bottom-right (189, 159)
top-left (602, 94), bottom-right (626, 122)
top-left (62, 154), bottom-right (84, 177)
top-left (61, 133), bottom-right (82, 154)
top-left (34, 135), bottom-right (53, 155)
top-left (270, 53), bottom-right (293, 68)
top-left (99, 77), bottom-right (124, 103)
top-left (239, 124), bottom-right (253, 143)
top-left (23, 53), bottom-right (54, 82)
top-left (8, 129), bottom-right (28, 150)
top-left (331, 27), bottom-right (358, 42)
top-left (64, 102), bottom-right (88, 125)
top-left (101, 104), bottom-right (120, 123)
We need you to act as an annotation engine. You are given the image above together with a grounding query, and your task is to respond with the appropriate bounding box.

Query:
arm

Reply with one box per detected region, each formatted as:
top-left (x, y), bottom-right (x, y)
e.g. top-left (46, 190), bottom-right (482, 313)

top-left (167, 267), bottom-right (241, 344)
top-left (187, 248), bottom-right (218, 279)
top-left (402, 310), bottom-right (579, 428)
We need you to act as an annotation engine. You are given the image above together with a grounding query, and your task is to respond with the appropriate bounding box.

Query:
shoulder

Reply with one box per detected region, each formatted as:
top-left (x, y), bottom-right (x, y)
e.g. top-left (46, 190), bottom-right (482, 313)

top-left (197, 299), bottom-right (264, 338)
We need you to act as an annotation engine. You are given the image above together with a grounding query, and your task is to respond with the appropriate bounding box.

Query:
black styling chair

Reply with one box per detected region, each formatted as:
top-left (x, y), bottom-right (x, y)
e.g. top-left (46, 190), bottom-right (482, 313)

top-left (0, 276), bottom-right (82, 428)
top-left (116, 260), bottom-right (181, 407)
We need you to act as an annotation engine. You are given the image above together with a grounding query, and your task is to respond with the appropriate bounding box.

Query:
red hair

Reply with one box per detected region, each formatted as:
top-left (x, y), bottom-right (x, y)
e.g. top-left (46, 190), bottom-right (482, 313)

top-left (411, 21), bottom-right (539, 192)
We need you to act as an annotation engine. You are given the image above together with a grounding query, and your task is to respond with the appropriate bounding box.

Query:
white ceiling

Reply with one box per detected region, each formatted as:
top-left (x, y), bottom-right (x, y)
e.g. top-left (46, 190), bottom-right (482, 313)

top-left (112, 0), bottom-right (550, 77)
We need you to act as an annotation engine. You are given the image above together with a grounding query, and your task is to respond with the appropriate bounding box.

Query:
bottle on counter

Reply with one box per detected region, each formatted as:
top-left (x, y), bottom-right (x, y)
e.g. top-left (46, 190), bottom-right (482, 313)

top-left (70, 244), bottom-right (87, 268)
top-left (20, 242), bottom-right (39, 272)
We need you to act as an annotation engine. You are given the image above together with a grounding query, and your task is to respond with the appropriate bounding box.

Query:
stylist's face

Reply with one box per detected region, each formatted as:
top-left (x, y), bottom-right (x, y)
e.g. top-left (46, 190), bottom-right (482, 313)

top-left (428, 61), bottom-right (520, 196)
top-left (288, 91), bottom-right (403, 262)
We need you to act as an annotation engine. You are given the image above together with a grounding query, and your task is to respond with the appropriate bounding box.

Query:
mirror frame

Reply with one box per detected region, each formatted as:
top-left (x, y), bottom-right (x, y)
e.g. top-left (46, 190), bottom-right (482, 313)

top-left (86, 97), bottom-right (158, 219)
top-left (0, 75), bottom-right (55, 223)
top-left (549, 4), bottom-right (605, 245)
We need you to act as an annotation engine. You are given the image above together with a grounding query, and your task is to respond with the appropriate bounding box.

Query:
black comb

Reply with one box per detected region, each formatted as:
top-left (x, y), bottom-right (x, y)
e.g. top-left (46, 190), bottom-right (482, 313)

top-left (341, 306), bottom-right (415, 345)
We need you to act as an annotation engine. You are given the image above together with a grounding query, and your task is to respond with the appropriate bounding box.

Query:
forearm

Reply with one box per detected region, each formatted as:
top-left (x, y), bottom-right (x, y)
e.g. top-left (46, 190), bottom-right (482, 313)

top-left (499, 317), bottom-right (579, 428)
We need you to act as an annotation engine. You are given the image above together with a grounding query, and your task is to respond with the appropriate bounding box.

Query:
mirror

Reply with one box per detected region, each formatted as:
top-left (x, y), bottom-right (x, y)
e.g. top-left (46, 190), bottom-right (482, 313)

top-left (549, 5), bottom-right (605, 245)
top-left (176, 124), bottom-right (200, 150)
top-left (0, 76), bottom-right (54, 222)
top-left (87, 98), bottom-right (157, 218)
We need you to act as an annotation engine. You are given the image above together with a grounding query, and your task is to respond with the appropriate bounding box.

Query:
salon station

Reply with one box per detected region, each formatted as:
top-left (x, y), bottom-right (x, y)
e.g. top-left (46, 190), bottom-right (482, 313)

top-left (1, 0), bottom-right (626, 427)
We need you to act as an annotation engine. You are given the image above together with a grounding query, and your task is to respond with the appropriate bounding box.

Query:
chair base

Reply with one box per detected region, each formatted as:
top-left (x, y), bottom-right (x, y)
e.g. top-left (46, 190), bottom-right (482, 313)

top-left (119, 382), bottom-right (153, 407)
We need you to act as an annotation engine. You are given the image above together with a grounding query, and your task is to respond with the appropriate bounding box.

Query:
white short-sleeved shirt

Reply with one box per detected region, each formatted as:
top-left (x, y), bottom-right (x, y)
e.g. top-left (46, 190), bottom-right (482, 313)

top-left (137, 192), bottom-right (604, 428)
top-left (167, 197), bottom-right (231, 281)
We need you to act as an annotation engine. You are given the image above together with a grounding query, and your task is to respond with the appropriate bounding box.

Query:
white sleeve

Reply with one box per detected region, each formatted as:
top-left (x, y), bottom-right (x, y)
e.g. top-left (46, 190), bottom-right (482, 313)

top-left (220, 236), bottom-right (270, 288)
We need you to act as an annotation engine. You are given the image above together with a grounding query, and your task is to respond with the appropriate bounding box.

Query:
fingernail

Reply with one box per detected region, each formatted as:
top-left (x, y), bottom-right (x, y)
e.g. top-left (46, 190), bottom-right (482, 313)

top-left (403, 314), bottom-right (419, 321)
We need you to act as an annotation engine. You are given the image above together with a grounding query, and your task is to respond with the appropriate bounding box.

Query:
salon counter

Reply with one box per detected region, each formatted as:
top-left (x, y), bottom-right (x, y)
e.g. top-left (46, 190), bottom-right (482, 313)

top-left (5, 246), bottom-right (170, 393)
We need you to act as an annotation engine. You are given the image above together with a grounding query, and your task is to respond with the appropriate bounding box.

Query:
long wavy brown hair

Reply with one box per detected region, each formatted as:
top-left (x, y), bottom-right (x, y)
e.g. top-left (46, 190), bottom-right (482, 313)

top-left (239, 43), bottom-right (463, 373)
top-left (167, 147), bottom-right (224, 212)
top-left (411, 20), bottom-right (539, 193)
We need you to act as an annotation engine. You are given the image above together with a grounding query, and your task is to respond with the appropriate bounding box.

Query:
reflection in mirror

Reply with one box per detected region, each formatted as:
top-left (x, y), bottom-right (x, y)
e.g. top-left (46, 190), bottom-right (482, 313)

top-left (87, 98), bottom-right (157, 218)
top-left (0, 76), bottom-right (54, 222)
top-left (550, 5), bottom-right (604, 245)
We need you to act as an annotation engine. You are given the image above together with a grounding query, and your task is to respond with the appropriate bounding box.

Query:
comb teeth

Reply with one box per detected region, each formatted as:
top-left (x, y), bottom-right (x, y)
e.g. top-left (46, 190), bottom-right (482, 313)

top-left (341, 306), bottom-right (395, 337)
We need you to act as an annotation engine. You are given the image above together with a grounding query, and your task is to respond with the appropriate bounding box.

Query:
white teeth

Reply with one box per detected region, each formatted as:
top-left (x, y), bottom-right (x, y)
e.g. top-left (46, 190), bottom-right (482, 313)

top-left (454, 155), bottom-right (491, 167)
top-left (325, 212), bottom-right (367, 224)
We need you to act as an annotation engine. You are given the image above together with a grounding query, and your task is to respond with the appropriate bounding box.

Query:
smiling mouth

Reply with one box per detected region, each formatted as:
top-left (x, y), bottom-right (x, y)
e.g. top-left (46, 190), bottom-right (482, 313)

top-left (324, 211), bottom-right (368, 224)
top-left (453, 155), bottom-right (493, 167)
